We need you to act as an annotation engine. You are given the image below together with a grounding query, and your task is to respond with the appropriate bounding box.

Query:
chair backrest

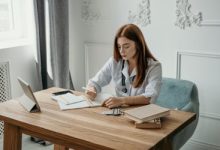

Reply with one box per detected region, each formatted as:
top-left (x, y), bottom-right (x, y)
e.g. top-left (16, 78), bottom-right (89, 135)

top-left (155, 78), bottom-right (199, 114)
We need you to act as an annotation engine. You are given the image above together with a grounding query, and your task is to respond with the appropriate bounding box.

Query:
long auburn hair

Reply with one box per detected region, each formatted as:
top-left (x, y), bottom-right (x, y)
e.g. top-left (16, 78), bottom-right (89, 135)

top-left (114, 24), bottom-right (156, 88)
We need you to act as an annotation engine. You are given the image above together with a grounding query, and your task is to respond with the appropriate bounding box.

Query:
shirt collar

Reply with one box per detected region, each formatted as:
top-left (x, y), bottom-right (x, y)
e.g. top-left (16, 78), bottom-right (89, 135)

top-left (130, 68), bottom-right (137, 77)
top-left (121, 60), bottom-right (137, 78)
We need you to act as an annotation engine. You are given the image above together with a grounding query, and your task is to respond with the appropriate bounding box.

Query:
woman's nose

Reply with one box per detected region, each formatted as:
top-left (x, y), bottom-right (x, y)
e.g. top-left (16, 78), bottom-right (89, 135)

top-left (120, 47), bottom-right (124, 53)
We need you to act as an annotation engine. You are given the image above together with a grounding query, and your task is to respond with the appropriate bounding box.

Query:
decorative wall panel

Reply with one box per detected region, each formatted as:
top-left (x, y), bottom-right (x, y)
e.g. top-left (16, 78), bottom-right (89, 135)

top-left (128, 0), bottom-right (150, 27)
top-left (175, 0), bottom-right (202, 29)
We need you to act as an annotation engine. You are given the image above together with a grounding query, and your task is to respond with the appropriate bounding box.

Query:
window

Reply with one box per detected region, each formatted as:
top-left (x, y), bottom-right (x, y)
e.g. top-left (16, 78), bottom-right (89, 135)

top-left (0, 0), bottom-right (13, 33)
top-left (0, 0), bottom-right (35, 48)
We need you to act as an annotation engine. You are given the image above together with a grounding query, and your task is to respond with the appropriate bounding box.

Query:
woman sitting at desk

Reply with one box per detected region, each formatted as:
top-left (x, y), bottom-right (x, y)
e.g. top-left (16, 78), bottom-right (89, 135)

top-left (85, 24), bottom-right (162, 108)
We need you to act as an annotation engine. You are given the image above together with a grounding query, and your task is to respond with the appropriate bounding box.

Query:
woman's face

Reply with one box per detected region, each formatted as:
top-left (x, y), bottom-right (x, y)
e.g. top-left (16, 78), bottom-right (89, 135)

top-left (117, 37), bottom-right (136, 61)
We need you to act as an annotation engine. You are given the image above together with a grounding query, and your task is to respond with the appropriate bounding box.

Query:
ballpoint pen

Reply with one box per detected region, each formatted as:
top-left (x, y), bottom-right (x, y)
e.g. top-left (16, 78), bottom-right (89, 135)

top-left (82, 87), bottom-right (96, 93)
top-left (81, 95), bottom-right (93, 106)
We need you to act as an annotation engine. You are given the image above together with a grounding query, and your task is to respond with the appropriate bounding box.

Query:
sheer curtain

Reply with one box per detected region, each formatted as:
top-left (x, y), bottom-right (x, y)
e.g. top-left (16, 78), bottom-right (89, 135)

top-left (34, 0), bottom-right (74, 90)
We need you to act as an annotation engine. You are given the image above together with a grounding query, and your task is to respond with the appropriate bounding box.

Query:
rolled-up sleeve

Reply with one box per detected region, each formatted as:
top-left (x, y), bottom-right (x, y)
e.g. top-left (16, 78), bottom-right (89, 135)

top-left (88, 57), bottom-right (113, 93)
top-left (141, 62), bottom-right (162, 103)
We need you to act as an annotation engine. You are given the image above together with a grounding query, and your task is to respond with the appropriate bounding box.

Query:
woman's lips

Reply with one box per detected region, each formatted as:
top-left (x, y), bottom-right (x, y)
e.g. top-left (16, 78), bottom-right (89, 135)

top-left (121, 55), bottom-right (126, 57)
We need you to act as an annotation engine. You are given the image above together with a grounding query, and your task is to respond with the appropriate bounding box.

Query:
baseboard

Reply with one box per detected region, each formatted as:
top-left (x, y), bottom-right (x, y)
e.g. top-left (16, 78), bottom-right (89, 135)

top-left (183, 139), bottom-right (220, 150)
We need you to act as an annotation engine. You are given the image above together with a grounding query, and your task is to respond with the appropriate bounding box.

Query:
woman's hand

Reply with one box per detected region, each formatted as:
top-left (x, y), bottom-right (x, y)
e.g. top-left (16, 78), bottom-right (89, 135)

top-left (85, 86), bottom-right (97, 100)
top-left (102, 97), bottom-right (124, 108)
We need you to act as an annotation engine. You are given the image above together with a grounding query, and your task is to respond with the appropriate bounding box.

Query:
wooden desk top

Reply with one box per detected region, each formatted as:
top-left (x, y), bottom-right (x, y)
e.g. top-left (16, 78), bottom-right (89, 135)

top-left (0, 87), bottom-right (196, 150)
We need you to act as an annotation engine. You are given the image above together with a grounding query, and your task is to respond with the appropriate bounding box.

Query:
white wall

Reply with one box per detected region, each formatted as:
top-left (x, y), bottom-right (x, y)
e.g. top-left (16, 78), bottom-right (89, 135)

top-left (69, 0), bottom-right (220, 149)
top-left (0, 45), bottom-right (39, 98)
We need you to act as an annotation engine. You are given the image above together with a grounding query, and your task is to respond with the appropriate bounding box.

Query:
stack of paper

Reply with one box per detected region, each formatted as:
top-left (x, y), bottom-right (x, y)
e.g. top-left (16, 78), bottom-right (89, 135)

top-left (52, 93), bottom-right (112, 110)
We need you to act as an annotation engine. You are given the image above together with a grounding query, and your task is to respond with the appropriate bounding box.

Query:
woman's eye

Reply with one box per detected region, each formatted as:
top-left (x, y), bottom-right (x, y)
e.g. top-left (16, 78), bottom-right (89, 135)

top-left (124, 46), bottom-right (129, 49)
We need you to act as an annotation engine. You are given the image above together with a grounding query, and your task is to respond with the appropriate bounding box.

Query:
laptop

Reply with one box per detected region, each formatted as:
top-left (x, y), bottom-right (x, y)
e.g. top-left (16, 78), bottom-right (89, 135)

top-left (17, 77), bottom-right (41, 112)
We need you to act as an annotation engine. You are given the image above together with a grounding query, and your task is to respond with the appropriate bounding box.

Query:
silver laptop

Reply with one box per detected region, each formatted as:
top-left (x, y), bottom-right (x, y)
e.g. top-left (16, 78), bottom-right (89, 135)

top-left (17, 77), bottom-right (41, 112)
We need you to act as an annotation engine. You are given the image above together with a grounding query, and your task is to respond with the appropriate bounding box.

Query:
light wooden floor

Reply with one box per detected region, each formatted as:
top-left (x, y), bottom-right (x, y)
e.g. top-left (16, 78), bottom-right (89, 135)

top-left (0, 134), bottom-right (53, 150)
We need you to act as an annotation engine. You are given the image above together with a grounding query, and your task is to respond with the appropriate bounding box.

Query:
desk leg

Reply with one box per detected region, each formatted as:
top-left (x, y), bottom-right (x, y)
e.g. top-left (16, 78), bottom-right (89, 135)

top-left (54, 144), bottom-right (69, 150)
top-left (3, 122), bottom-right (22, 150)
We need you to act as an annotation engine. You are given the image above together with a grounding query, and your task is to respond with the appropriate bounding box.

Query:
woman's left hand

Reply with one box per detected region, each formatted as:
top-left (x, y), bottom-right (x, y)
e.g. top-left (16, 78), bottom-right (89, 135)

top-left (102, 97), bottom-right (124, 108)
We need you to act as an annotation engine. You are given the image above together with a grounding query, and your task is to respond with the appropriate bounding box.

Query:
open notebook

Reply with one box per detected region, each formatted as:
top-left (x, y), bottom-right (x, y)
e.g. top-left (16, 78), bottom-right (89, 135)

top-left (52, 93), bottom-right (112, 110)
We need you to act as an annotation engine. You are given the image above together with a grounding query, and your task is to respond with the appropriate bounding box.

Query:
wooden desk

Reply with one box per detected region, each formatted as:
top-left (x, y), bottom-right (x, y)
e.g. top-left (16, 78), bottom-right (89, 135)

top-left (0, 87), bottom-right (196, 150)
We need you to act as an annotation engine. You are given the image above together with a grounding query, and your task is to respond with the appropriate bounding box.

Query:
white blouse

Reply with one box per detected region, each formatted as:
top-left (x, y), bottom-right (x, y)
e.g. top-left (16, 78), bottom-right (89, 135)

top-left (88, 57), bottom-right (162, 103)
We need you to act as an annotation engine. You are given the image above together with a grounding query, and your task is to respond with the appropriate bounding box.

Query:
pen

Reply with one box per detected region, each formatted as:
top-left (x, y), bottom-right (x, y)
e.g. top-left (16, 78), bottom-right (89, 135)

top-left (82, 87), bottom-right (96, 93)
top-left (81, 95), bottom-right (93, 106)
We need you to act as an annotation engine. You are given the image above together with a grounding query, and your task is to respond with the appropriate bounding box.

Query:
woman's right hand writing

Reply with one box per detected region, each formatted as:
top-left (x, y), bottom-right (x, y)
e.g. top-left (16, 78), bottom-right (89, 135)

top-left (85, 86), bottom-right (97, 100)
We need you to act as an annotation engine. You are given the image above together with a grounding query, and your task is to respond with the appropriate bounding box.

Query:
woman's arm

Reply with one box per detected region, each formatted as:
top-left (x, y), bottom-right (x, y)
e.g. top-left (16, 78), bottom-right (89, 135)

top-left (141, 62), bottom-right (162, 103)
top-left (103, 95), bottom-right (150, 108)
top-left (85, 86), bottom-right (97, 100)
top-left (86, 57), bottom-right (114, 99)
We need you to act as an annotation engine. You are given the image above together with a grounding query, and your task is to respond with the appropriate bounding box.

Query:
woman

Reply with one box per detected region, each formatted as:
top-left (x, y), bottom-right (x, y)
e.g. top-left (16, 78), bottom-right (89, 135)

top-left (86, 24), bottom-right (162, 108)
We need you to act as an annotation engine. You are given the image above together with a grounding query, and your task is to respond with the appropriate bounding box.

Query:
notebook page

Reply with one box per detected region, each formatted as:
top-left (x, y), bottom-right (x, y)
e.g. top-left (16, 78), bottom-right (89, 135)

top-left (56, 92), bottom-right (113, 110)
top-left (94, 93), bottom-right (112, 103)
top-left (58, 100), bottom-right (90, 110)
top-left (52, 93), bottom-right (85, 105)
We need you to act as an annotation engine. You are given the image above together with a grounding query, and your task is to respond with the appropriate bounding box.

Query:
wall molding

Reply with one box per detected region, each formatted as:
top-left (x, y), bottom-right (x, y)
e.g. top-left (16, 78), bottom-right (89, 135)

top-left (177, 51), bottom-right (220, 79)
top-left (84, 42), bottom-right (111, 83)
top-left (175, 0), bottom-right (202, 29)
top-left (188, 138), bottom-right (220, 150)
top-left (177, 51), bottom-right (220, 122)
top-left (128, 0), bottom-right (150, 27)
top-left (84, 42), bottom-right (115, 94)
top-left (200, 20), bottom-right (220, 26)
top-left (200, 112), bottom-right (220, 121)
top-left (199, 0), bottom-right (220, 26)
top-left (175, 0), bottom-right (220, 27)
top-left (85, 43), bottom-right (96, 83)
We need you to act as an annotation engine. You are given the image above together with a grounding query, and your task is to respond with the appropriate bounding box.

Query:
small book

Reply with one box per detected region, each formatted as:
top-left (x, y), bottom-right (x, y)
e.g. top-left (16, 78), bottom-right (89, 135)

top-left (135, 118), bottom-right (161, 129)
top-left (123, 104), bottom-right (170, 123)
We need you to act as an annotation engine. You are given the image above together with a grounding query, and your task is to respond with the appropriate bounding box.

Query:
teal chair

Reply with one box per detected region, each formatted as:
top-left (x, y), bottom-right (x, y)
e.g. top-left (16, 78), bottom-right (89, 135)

top-left (155, 78), bottom-right (199, 150)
